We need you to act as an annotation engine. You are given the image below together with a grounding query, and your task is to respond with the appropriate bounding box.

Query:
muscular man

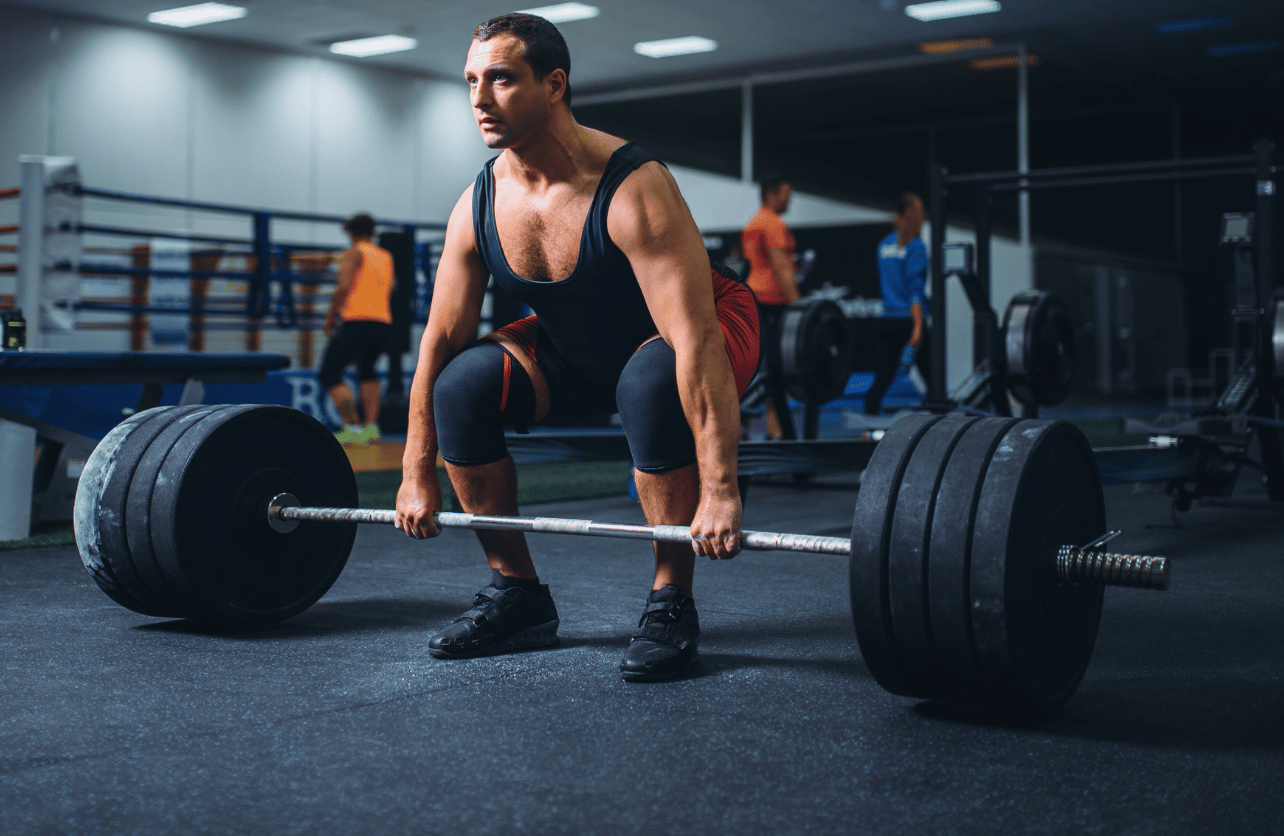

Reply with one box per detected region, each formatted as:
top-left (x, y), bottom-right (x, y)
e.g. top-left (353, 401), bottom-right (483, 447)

top-left (321, 213), bottom-right (394, 444)
top-left (864, 192), bottom-right (931, 416)
top-left (394, 14), bottom-right (760, 682)
top-left (741, 177), bottom-right (800, 439)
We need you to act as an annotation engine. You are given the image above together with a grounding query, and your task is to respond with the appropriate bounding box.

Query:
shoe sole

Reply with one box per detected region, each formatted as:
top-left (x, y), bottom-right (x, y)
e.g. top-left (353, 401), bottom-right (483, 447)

top-left (428, 619), bottom-right (560, 659)
top-left (619, 652), bottom-right (700, 683)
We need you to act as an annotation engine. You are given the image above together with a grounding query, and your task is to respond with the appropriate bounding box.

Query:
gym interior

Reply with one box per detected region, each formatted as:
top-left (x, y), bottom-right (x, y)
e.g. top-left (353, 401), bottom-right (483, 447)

top-left (1, 1), bottom-right (1282, 833)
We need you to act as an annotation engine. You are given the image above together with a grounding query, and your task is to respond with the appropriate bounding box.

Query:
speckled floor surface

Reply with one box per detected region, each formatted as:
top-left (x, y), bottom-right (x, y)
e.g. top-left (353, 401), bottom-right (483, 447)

top-left (2, 472), bottom-right (1282, 835)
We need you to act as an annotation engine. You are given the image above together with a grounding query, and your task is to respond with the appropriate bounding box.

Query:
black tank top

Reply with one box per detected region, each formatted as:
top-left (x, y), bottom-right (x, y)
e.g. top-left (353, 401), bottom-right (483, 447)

top-left (472, 142), bottom-right (662, 388)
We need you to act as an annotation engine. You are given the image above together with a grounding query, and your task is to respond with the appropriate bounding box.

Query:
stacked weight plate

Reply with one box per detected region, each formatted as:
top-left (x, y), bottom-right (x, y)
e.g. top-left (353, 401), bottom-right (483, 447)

top-left (780, 298), bottom-right (855, 405)
top-left (75, 404), bottom-right (359, 623)
top-left (1003, 290), bottom-right (1076, 408)
top-left (850, 412), bottom-right (1107, 711)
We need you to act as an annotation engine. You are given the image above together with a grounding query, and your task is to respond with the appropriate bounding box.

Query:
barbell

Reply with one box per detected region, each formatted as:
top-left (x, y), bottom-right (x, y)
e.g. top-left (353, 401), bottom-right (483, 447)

top-left (74, 404), bottom-right (1168, 711)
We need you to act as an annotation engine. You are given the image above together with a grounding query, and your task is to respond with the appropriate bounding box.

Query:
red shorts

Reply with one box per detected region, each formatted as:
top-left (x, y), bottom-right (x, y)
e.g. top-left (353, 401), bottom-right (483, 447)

top-left (494, 266), bottom-right (760, 398)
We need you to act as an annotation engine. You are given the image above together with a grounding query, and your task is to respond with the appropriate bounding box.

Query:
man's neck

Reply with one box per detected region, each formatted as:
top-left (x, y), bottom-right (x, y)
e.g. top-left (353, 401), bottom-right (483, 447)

top-left (499, 111), bottom-right (590, 189)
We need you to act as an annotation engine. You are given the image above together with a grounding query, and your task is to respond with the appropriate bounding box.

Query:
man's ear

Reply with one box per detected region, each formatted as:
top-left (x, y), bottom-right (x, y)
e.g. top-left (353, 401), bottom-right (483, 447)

top-left (546, 68), bottom-right (568, 104)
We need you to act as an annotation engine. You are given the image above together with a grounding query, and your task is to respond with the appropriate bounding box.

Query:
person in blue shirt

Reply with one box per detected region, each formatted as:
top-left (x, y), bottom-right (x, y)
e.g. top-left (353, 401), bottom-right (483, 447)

top-left (865, 192), bottom-right (930, 415)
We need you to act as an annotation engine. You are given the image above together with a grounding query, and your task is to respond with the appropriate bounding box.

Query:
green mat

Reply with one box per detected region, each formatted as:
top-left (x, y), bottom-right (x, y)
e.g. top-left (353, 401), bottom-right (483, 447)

top-left (2, 461), bottom-right (635, 552)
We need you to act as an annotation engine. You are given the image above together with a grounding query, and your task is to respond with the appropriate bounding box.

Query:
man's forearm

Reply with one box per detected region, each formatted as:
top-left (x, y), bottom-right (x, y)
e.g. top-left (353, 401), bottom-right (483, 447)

top-left (675, 333), bottom-right (741, 495)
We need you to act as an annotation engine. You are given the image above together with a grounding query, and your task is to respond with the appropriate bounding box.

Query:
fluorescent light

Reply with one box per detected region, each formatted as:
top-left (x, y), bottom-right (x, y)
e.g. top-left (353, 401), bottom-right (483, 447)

top-left (147, 2), bottom-right (246, 28)
top-left (329, 35), bottom-right (418, 58)
top-left (905, 0), bottom-right (1001, 22)
top-left (969, 53), bottom-right (1038, 70)
top-left (634, 36), bottom-right (718, 59)
top-left (918, 37), bottom-right (993, 53)
top-left (1154, 16), bottom-right (1233, 35)
top-left (516, 3), bottom-right (600, 24)
top-left (1207, 41), bottom-right (1278, 58)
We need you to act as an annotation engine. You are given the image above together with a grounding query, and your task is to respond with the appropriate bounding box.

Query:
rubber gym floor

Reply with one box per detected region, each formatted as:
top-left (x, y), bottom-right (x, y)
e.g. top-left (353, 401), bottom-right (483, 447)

top-left (2, 460), bottom-right (1282, 834)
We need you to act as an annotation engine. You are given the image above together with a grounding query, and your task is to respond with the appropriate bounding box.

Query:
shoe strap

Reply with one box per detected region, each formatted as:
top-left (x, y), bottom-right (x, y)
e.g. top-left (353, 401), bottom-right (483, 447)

top-left (640, 598), bottom-right (687, 625)
top-left (631, 624), bottom-right (692, 651)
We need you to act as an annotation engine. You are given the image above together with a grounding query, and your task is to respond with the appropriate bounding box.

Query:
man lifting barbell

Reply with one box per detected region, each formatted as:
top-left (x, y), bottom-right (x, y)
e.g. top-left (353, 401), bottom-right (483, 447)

top-left (392, 13), bottom-right (760, 680)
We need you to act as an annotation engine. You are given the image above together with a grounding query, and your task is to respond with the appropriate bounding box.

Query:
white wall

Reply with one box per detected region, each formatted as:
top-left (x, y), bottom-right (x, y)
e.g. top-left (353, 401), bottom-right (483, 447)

top-left (0, 4), bottom-right (492, 354)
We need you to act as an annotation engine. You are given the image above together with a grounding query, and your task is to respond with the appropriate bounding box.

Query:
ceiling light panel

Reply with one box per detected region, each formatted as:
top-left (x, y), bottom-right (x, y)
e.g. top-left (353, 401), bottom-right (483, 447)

top-left (1154, 16), bottom-right (1233, 35)
top-left (634, 36), bottom-right (718, 59)
top-left (918, 38), bottom-right (994, 53)
top-left (329, 35), bottom-right (418, 58)
top-left (1206, 41), bottom-right (1278, 58)
top-left (147, 2), bottom-right (247, 28)
top-left (969, 53), bottom-right (1038, 70)
top-left (516, 3), bottom-right (600, 24)
top-left (905, 0), bottom-right (1001, 22)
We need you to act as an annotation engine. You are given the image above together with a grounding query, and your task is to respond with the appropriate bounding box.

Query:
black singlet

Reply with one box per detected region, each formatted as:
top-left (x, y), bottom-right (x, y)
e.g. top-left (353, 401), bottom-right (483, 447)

top-left (471, 142), bottom-right (663, 388)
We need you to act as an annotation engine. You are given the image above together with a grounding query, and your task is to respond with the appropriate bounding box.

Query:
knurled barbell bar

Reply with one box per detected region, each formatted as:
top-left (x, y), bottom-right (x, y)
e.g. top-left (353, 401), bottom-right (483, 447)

top-left (74, 404), bottom-right (1169, 711)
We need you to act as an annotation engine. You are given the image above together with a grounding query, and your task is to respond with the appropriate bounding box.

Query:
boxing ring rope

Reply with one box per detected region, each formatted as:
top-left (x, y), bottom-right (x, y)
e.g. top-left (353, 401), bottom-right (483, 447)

top-left (4, 166), bottom-right (446, 362)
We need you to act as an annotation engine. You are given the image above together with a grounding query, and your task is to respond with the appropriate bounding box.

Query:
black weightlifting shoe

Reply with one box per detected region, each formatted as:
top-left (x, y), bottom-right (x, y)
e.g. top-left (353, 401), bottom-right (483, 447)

top-left (428, 577), bottom-right (560, 659)
top-left (619, 585), bottom-right (700, 682)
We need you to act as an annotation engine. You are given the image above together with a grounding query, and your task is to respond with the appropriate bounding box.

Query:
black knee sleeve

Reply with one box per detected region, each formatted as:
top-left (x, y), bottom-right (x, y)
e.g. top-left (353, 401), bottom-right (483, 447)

top-left (434, 340), bottom-right (536, 466)
top-left (616, 340), bottom-right (696, 473)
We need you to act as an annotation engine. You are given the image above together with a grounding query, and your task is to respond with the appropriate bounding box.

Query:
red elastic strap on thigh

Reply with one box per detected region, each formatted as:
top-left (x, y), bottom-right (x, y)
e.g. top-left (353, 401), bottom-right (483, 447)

top-left (499, 351), bottom-right (512, 413)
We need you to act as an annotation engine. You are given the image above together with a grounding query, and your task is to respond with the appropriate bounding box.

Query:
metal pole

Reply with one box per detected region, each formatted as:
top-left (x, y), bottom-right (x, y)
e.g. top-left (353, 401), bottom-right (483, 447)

top-left (741, 82), bottom-right (754, 184)
top-left (1172, 101), bottom-right (1183, 264)
top-left (1017, 44), bottom-right (1031, 247)
top-left (16, 158), bottom-right (45, 349)
top-left (1256, 139), bottom-right (1275, 296)
top-left (928, 163), bottom-right (947, 402)
top-left (974, 187), bottom-right (993, 370)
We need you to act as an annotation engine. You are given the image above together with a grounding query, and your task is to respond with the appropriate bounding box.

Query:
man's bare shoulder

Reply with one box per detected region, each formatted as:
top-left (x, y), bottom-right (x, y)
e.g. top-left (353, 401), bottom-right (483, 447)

top-left (610, 159), bottom-right (686, 231)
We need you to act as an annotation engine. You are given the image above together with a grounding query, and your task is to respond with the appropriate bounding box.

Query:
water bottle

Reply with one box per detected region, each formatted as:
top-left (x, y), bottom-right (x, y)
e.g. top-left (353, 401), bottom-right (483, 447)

top-left (1, 308), bottom-right (26, 350)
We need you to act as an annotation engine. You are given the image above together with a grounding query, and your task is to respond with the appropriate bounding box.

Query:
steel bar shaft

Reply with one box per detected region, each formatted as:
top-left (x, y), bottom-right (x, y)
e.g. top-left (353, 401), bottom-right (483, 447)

top-left (272, 503), bottom-right (1172, 589)
top-left (274, 505), bottom-right (855, 556)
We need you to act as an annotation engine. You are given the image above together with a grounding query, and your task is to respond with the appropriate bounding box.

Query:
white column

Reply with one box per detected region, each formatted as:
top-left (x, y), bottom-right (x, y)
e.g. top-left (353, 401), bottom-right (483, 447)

top-left (1017, 44), bottom-right (1031, 248)
top-left (16, 158), bottom-right (45, 349)
top-left (741, 82), bottom-right (754, 184)
top-left (0, 419), bottom-right (36, 541)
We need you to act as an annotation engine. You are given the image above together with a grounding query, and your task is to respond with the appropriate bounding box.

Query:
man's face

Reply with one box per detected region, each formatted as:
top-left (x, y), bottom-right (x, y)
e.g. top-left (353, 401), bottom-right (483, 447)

top-left (464, 35), bottom-right (549, 150)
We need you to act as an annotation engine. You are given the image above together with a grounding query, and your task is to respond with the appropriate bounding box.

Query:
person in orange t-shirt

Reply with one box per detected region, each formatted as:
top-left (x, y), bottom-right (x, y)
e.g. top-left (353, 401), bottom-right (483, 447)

top-left (321, 213), bottom-right (394, 444)
top-left (741, 176), bottom-right (800, 439)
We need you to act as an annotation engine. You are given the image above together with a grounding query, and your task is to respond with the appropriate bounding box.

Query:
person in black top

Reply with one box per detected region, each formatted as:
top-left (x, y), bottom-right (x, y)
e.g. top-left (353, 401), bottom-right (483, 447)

top-left (393, 14), bottom-right (761, 681)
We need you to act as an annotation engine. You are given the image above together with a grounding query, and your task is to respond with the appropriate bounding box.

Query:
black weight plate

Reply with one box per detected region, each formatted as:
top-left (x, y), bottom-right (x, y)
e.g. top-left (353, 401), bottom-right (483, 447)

top-left (849, 412), bottom-right (942, 696)
top-left (150, 405), bottom-right (358, 623)
top-left (925, 417), bottom-right (1021, 702)
top-left (970, 419), bottom-right (1106, 711)
top-left (781, 298), bottom-right (855, 404)
top-left (1004, 291), bottom-right (1076, 407)
top-left (885, 414), bottom-right (979, 694)
top-left (124, 405), bottom-right (234, 618)
top-left (74, 406), bottom-right (201, 617)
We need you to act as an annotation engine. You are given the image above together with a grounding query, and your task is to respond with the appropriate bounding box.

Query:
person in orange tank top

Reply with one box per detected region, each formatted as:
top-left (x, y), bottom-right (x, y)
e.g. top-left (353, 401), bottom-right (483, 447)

top-left (320, 213), bottom-right (394, 444)
top-left (741, 176), bottom-right (801, 439)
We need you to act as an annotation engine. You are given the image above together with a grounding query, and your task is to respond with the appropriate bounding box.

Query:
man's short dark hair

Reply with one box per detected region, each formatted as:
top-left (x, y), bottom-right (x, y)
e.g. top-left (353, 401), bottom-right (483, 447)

top-left (895, 192), bottom-right (922, 216)
top-left (759, 174), bottom-right (790, 203)
top-left (344, 213), bottom-right (376, 238)
top-left (474, 13), bottom-right (573, 106)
